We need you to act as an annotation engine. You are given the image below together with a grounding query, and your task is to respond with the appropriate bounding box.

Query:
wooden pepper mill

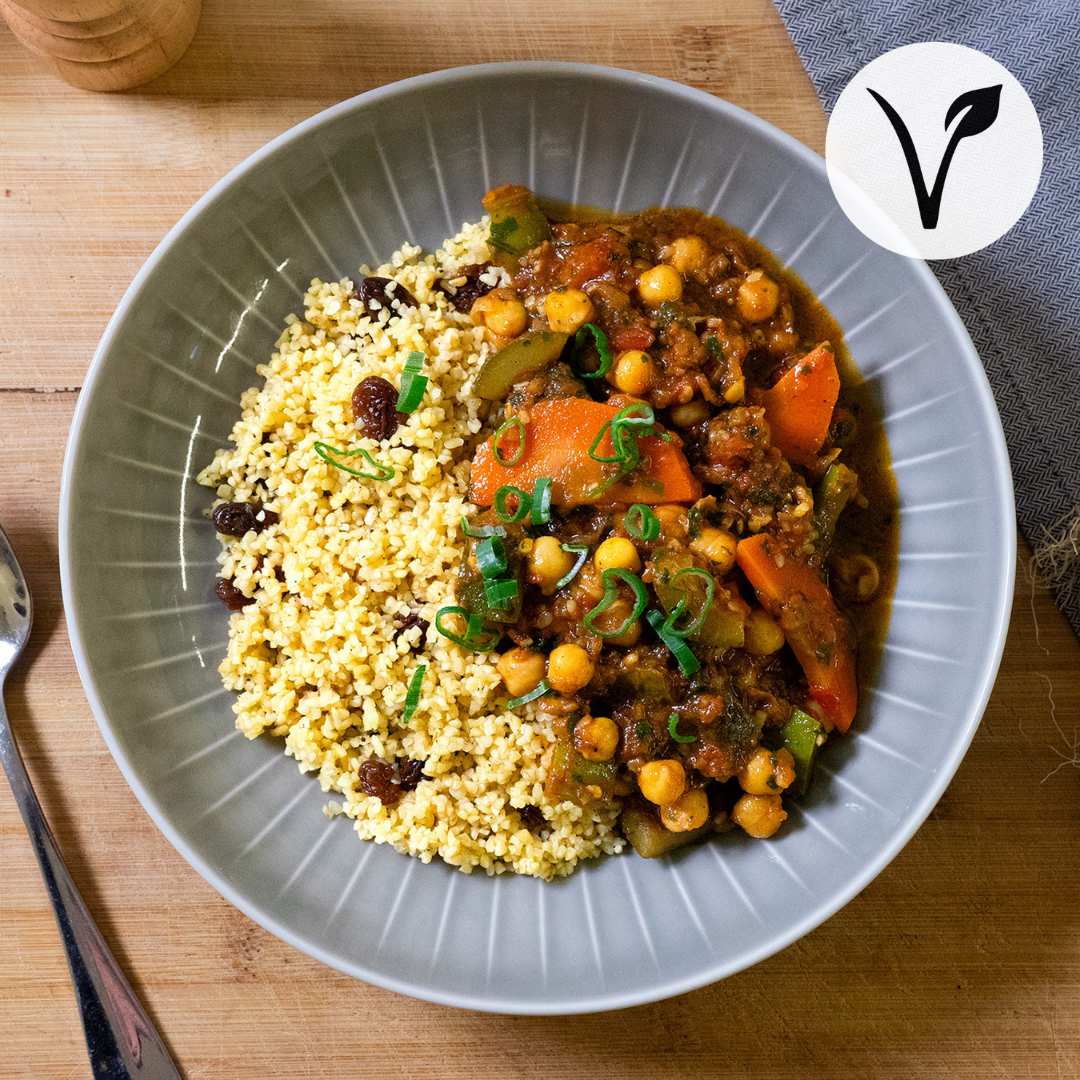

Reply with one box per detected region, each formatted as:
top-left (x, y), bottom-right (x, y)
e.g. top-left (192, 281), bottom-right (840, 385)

top-left (0, 0), bottom-right (201, 91)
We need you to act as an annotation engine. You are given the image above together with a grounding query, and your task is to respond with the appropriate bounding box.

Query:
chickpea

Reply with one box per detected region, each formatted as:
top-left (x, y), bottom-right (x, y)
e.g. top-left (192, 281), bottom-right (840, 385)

top-left (653, 503), bottom-right (689, 542)
top-left (660, 788), bottom-right (710, 833)
top-left (689, 526), bottom-right (737, 573)
top-left (496, 647), bottom-right (547, 700)
top-left (637, 264), bottom-right (683, 306)
top-left (665, 236), bottom-right (708, 276)
top-left (731, 792), bottom-right (787, 838)
top-left (669, 399), bottom-right (711, 428)
top-left (594, 536), bottom-right (642, 574)
top-left (738, 747), bottom-right (796, 795)
top-left (470, 287), bottom-right (528, 338)
top-left (609, 349), bottom-right (655, 396)
top-left (606, 618), bottom-right (642, 648)
top-left (736, 269), bottom-right (780, 323)
top-left (546, 643), bottom-right (595, 694)
top-left (527, 536), bottom-right (575, 594)
top-left (723, 378), bottom-right (746, 404)
top-left (743, 608), bottom-right (786, 656)
top-left (544, 288), bottom-right (595, 334)
top-left (575, 715), bottom-right (620, 761)
top-left (834, 554), bottom-right (881, 602)
top-left (638, 759), bottom-right (686, 805)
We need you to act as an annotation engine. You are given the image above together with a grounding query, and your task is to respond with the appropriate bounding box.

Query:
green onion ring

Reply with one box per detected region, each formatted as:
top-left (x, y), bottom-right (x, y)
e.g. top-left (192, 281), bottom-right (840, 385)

top-left (492, 417), bottom-right (526, 466)
top-left (396, 351), bottom-right (428, 413)
top-left (434, 606), bottom-right (500, 652)
top-left (555, 544), bottom-right (590, 589)
top-left (625, 504), bottom-right (661, 542)
top-left (313, 441), bottom-right (395, 481)
top-left (494, 485), bottom-right (532, 523)
top-left (645, 609), bottom-right (701, 675)
top-left (403, 664), bottom-right (427, 724)
top-left (583, 568), bottom-right (648, 638)
top-left (460, 516), bottom-right (507, 539)
top-left (668, 712), bottom-right (696, 743)
top-left (531, 477), bottom-right (553, 525)
top-left (572, 323), bottom-right (614, 379)
top-left (484, 577), bottom-right (519, 609)
top-left (507, 678), bottom-right (554, 710)
top-left (586, 418), bottom-right (622, 464)
top-left (475, 536), bottom-right (508, 579)
top-left (664, 567), bottom-right (716, 638)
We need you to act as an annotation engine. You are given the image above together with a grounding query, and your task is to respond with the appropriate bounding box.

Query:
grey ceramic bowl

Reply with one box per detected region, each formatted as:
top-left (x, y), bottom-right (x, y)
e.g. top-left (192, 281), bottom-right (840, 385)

top-left (59, 63), bottom-right (1014, 1014)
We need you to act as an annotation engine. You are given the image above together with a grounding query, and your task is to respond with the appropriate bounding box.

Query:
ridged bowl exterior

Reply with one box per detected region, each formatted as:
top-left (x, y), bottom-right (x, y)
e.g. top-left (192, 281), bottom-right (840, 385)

top-left (59, 63), bottom-right (1014, 1014)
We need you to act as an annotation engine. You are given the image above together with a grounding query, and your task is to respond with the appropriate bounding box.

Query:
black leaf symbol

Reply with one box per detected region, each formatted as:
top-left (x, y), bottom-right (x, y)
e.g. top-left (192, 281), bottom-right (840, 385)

top-left (945, 85), bottom-right (1001, 138)
top-left (869, 83), bottom-right (1003, 230)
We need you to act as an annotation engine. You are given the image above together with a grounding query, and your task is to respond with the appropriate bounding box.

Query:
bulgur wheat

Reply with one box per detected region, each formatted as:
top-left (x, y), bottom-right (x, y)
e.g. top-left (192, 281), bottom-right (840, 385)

top-left (198, 221), bottom-right (624, 880)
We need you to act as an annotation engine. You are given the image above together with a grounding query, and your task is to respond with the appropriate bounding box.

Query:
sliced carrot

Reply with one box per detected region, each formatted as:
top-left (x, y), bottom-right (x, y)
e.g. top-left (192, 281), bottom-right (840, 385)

top-left (470, 398), bottom-right (701, 507)
top-left (736, 532), bottom-right (858, 731)
top-left (760, 343), bottom-right (840, 466)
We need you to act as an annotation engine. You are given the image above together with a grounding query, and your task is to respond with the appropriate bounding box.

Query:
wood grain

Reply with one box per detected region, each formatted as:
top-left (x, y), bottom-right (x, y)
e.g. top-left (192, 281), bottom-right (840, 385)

top-left (1, 3), bottom-right (1077, 1078)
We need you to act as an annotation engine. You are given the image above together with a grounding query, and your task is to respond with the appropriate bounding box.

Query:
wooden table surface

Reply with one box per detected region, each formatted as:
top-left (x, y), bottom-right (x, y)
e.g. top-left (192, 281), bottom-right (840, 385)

top-left (3, 3), bottom-right (1079, 1077)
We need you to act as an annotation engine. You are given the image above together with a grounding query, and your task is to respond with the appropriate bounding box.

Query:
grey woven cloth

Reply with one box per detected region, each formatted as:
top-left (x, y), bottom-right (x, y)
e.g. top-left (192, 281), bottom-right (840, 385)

top-left (773, 0), bottom-right (1080, 633)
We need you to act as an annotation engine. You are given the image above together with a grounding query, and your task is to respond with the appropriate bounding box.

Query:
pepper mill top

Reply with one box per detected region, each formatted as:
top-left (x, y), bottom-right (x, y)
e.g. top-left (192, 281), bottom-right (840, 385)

top-left (0, 0), bottom-right (201, 91)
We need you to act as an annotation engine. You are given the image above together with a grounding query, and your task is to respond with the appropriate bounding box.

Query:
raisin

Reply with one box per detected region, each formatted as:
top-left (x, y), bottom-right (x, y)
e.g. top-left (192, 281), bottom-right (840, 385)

top-left (435, 262), bottom-right (495, 313)
top-left (354, 276), bottom-right (418, 318)
top-left (395, 612), bottom-right (430, 649)
top-left (212, 501), bottom-right (277, 536)
top-left (357, 760), bottom-right (401, 805)
top-left (517, 805), bottom-right (546, 832)
top-left (215, 578), bottom-right (253, 610)
top-left (351, 376), bottom-right (406, 441)
top-left (397, 759), bottom-right (427, 792)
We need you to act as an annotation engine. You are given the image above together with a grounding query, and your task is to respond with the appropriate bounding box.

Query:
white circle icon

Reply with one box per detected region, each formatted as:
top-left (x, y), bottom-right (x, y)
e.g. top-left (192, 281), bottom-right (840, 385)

top-left (825, 42), bottom-right (1043, 260)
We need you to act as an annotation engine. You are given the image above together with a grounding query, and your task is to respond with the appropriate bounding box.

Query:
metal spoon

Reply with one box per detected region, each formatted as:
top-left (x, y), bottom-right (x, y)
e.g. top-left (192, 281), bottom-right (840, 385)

top-left (0, 524), bottom-right (183, 1079)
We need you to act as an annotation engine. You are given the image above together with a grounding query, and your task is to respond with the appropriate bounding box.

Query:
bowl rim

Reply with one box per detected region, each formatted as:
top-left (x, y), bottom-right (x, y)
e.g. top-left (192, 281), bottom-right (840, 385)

top-left (58, 60), bottom-right (1016, 1014)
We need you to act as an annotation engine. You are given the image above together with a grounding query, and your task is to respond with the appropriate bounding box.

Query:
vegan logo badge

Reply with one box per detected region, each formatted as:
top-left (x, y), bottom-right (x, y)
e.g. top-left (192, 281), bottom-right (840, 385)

top-left (825, 43), bottom-right (1042, 259)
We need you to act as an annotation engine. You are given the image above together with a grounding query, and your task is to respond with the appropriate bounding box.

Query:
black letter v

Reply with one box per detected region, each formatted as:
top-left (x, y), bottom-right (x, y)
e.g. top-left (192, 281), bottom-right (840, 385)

top-left (867, 85), bottom-right (1002, 230)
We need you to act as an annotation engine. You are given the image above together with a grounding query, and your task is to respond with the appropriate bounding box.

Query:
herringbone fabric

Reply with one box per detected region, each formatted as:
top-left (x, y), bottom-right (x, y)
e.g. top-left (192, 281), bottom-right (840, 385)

top-left (774, 0), bottom-right (1080, 634)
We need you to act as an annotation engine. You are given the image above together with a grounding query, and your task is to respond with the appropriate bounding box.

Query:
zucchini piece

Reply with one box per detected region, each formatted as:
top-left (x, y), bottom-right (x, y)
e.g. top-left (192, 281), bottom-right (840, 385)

top-left (457, 534), bottom-right (523, 624)
top-left (545, 744), bottom-right (617, 802)
top-left (813, 463), bottom-right (859, 555)
top-left (620, 802), bottom-right (712, 859)
top-left (482, 185), bottom-right (552, 270)
top-left (473, 330), bottom-right (570, 400)
top-left (777, 708), bottom-right (826, 795)
top-left (651, 546), bottom-right (747, 649)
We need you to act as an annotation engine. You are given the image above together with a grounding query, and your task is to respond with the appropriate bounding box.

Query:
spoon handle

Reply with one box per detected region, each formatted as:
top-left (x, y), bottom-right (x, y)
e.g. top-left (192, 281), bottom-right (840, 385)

top-left (0, 698), bottom-right (182, 1079)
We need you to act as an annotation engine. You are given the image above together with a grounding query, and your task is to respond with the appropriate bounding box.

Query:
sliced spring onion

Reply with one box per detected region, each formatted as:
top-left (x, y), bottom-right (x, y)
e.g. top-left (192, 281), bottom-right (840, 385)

top-left (572, 323), bottom-right (614, 379)
top-left (531, 477), bottom-right (553, 525)
top-left (555, 544), bottom-right (590, 589)
top-left (668, 711), bottom-right (696, 743)
top-left (507, 678), bottom-right (554, 710)
top-left (396, 350), bottom-right (428, 413)
top-left (587, 419), bottom-right (622, 464)
top-left (313, 441), bottom-right (395, 481)
top-left (583, 568), bottom-right (648, 638)
top-left (484, 577), bottom-right (519, 609)
top-left (476, 535), bottom-right (508, 579)
top-left (585, 404), bottom-right (663, 498)
top-left (460, 516), bottom-right (507, 539)
top-left (625, 504), bottom-right (661, 542)
top-left (645, 608), bottom-right (700, 675)
top-left (434, 606), bottom-right (501, 652)
top-left (494, 484), bottom-right (532, 523)
top-left (403, 664), bottom-right (427, 723)
top-left (492, 417), bottom-right (526, 466)
top-left (663, 567), bottom-right (716, 638)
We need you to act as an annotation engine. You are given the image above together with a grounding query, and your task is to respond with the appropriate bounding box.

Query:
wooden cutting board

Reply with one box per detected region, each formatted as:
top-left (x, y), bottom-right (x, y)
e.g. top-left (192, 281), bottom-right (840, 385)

top-left (2, 2), bottom-right (1078, 1077)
